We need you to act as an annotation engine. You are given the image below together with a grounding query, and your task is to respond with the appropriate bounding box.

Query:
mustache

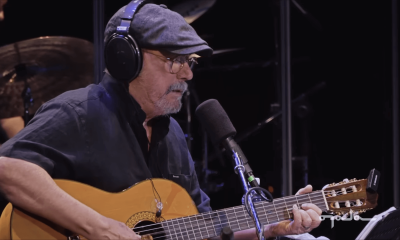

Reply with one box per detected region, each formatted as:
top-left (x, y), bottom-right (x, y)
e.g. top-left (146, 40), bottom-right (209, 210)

top-left (165, 81), bottom-right (188, 95)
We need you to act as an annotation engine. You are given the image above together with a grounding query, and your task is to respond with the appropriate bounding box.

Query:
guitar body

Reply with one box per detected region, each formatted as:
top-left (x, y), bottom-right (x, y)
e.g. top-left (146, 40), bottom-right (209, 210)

top-left (0, 179), bottom-right (199, 240)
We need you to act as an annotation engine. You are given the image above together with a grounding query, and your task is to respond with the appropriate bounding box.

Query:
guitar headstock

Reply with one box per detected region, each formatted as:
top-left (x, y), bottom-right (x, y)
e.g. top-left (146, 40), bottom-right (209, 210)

top-left (322, 169), bottom-right (380, 216)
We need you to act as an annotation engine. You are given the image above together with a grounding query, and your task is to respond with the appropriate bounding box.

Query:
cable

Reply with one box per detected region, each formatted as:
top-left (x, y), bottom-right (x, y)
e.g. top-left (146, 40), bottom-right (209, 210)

top-left (148, 178), bottom-right (163, 218)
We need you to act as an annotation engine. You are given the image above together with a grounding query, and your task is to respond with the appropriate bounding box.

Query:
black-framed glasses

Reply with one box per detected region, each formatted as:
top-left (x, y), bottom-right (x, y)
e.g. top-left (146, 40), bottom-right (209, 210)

top-left (143, 50), bottom-right (198, 74)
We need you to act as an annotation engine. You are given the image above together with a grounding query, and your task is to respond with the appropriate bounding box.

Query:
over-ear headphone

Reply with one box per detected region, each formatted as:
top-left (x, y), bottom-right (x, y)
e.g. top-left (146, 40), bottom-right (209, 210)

top-left (104, 0), bottom-right (147, 83)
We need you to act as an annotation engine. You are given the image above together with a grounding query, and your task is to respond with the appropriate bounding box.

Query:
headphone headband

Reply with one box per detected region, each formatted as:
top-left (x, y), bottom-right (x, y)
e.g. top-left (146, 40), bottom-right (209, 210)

top-left (117, 0), bottom-right (146, 36)
top-left (116, 0), bottom-right (147, 35)
top-left (122, 0), bottom-right (147, 20)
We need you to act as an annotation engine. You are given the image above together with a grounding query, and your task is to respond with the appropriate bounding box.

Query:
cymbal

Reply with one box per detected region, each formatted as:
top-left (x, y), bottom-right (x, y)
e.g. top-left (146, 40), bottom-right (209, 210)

top-left (171, 0), bottom-right (216, 24)
top-left (0, 36), bottom-right (93, 119)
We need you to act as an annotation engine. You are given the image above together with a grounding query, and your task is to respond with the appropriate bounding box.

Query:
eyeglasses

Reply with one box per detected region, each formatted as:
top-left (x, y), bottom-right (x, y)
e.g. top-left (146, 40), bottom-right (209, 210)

top-left (143, 50), bottom-right (198, 74)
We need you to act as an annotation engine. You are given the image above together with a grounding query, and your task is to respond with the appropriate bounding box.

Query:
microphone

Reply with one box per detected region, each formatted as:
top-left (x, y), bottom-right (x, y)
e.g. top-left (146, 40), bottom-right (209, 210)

top-left (195, 99), bottom-right (263, 195)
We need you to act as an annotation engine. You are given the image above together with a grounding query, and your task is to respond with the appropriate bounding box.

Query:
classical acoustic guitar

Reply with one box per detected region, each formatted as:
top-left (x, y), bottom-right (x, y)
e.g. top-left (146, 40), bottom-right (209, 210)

top-left (0, 176), bottom-right (378, 240)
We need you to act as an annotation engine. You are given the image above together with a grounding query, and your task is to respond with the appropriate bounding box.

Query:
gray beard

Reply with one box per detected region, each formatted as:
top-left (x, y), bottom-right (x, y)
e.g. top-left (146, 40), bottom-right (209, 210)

top-left (155, 81), bottom-right (188, 116)
top-left (155, 94), bottom-right (183, 115)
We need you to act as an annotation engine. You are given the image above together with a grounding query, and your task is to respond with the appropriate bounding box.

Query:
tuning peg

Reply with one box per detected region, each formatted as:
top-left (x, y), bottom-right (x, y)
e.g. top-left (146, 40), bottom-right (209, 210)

top-left (339, 183), bottom-right (351, 207)
top-left (350, 185), bottom-right (363, 206)
top-left (338, 178), bottom-right (350, 184)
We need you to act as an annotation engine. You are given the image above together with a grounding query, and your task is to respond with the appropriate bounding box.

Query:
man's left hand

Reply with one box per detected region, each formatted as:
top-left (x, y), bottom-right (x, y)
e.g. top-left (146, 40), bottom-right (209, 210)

top-left (264, 185), bottom-right (322, 238)
top-left (287, 185), bottom-right (322, 234)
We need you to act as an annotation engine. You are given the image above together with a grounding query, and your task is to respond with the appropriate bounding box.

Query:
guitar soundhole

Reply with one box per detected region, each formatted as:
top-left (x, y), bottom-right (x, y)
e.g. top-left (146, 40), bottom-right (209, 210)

top-left (133, 220), bottom-right (166, 240)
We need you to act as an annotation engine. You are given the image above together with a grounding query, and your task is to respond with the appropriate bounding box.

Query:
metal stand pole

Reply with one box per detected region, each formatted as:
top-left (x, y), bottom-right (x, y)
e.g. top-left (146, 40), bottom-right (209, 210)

top-left (392, 0), bottom-right (399, 208)
top-left (93, 0), bottom-right (105, 84)
top-left (280, 0), bottom-right (292, 196)
top-left (229, 150), bottom-right (265, 240)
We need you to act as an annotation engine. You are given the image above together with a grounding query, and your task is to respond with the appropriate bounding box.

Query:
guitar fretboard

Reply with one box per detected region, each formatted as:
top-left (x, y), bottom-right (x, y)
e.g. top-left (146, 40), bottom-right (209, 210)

top-left (158, 191), bottom-right (327, 240)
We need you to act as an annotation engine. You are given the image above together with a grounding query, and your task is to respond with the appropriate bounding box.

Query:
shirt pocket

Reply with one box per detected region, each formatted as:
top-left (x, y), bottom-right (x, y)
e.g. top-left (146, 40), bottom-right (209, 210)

top-left (168, 173), bottom-right (192, 193)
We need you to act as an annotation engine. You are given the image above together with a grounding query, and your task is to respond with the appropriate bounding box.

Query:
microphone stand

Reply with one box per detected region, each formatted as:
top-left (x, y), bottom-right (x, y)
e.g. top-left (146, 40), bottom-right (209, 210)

top-left (228, 148), bottom-right (265, 240)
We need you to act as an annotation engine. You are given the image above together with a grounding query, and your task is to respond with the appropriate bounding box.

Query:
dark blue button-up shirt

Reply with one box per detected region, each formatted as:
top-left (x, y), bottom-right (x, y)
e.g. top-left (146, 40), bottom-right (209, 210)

top-left (0, 74), bottom-right (211, 213)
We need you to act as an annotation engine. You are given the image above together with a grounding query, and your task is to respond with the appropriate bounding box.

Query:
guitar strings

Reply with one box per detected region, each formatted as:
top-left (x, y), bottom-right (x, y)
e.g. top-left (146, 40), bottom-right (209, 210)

top-left (133, 195), bottom-right (326, 235)
top-left (137, 201), bottom-right (326, 240)
top-left (137, 198), bottom-right (327, 240)
top-left (138, 198), bottom-right (326, 233)
top-left (149, 201), bottom-right (327, 240)
top-left (133, 197), bottom-right (340, 237)
top-left (134, 202), bottom-right (326, 237)
top-left (132, 188), bottom-right (362, 232)
top-left (162, 201), bottom-right (326, 239)
top-left (133, 192), bottom-right (327, 238)
top-left (140, 197), bottom-right (343, 240)
top-left (134, 189), bottom-right (364, 239)
top-left (132, 191), bottom-right (324, 232)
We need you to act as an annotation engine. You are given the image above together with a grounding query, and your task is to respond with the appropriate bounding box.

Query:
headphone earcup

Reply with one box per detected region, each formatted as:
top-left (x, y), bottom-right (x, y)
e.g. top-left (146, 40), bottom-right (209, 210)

top-left (104, 33), bottom-right (142, 83)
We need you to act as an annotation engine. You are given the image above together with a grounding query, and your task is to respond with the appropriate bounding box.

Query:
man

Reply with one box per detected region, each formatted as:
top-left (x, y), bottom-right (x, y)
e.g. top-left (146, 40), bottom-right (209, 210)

top-left (0, 3), bottom-right (322, 239)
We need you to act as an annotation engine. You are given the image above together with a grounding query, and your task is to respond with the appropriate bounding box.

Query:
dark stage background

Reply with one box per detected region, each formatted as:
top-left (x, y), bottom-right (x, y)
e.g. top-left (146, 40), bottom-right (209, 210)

top-left (0, 0), bottom-right (399, 239)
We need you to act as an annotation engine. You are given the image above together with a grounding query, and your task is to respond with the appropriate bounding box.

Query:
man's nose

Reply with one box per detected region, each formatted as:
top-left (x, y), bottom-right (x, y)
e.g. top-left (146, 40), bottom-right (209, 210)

top-left (177, 62), bottom-right (193, 81)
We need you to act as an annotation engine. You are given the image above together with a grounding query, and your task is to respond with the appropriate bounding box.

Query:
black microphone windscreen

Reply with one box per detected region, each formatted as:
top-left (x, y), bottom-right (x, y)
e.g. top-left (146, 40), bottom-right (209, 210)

top-left (195, 99), bottom-right (236, 146)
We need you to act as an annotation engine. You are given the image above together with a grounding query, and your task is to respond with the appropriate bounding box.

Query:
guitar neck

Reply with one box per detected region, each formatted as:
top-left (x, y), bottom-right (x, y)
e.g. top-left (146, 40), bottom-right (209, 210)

top-left (161, 190), bottom-right (328, 239)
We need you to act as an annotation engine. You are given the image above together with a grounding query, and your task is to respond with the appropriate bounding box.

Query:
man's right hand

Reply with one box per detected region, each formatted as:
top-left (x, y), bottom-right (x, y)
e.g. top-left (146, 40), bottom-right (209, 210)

top-left (93, 217), bottom-right (141, 240)
top-left (0, 157), bottom-right (142, 240)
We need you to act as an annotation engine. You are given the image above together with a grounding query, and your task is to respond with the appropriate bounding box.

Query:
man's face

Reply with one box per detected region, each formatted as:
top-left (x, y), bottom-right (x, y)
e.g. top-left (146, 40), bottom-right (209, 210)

top-left (0, 0), bottom-right (7, 21)
top-left (132, 49), bottom-right (194, 116)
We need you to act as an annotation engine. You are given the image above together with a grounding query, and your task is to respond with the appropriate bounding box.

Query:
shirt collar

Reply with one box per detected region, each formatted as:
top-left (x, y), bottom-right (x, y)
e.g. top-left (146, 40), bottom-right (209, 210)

top-left (100, 73), bottom-right (146, 125)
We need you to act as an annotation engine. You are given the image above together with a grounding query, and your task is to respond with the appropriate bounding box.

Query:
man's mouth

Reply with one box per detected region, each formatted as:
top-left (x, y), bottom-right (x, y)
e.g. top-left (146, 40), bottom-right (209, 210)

top-left (171, 89), bottom-right (183, 93)
top-left (166, 81), bottom-right (188, 95)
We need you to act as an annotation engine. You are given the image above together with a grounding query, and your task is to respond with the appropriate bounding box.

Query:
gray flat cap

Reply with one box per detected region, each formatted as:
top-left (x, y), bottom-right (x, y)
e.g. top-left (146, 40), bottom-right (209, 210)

top-left (104, 3), bottom-right (213, 57)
